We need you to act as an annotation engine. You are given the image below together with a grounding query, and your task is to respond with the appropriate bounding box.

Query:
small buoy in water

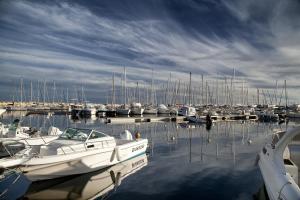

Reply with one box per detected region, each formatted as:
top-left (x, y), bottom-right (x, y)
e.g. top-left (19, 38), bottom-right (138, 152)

top-left (135, 131), bottom-right (141, 139)
top-left (171, 136), bottom-right (175, 141)
top-left (247, 139), bottom-right (252, 145)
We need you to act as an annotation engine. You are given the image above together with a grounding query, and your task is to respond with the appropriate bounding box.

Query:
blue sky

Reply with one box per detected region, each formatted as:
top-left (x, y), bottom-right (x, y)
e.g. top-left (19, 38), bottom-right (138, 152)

top-left (0, 0), bottom-right (300, 103)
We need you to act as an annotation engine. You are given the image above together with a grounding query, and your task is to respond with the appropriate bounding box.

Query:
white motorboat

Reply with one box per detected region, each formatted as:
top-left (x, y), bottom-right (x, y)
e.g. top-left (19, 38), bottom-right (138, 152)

top-left (0, 128), bottom-right (148, 181)
top-left (25, 153), bottom-right (148, 199)
top-left (258, 127), bottom-right (300, 200)
top-left (0, 119), bottom-right (62, 141)
top-left (0, 126), bottom-right (62, 157)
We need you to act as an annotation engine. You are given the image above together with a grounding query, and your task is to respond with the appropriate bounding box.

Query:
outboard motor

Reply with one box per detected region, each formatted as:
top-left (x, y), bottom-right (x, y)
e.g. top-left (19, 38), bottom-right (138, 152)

top-left (120, 130), bottom-right (133, 140)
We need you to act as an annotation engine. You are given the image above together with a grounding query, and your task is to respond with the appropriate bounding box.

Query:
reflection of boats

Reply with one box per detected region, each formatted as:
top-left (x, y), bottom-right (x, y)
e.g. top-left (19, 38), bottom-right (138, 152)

top-left (0, 109), bottom-right (5, 116)
top-left (0, 169), bottom-right (31, 200)
top-left (79, 104), bottom-right (97, 117)
top-left (25, 153), bottom-right (148, 200)
top-left (186, 115), bottom-right (206, 124)
top-left (258, 127), bottom-right (300, 200)
top-left (0, 128), bottom-right (148, 181)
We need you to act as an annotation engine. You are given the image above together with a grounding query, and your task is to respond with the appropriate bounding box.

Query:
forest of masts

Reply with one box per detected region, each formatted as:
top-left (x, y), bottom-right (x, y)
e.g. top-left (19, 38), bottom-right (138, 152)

top-left (9, 70), bottom-right (289, 107)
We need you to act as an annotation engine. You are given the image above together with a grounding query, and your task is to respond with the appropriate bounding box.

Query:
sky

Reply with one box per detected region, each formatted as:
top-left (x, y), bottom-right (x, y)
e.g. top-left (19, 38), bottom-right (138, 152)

top-left (0, 0), bottom-right (300, 104)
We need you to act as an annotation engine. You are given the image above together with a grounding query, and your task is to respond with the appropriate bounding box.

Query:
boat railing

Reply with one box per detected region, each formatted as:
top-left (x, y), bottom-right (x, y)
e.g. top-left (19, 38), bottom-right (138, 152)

top-left (271, 130), bottom-right (286, 148)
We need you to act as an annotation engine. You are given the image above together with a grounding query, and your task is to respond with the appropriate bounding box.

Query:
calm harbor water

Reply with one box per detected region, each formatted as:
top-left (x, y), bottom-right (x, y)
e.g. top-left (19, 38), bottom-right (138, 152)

top-left (0, 112), bottom-right (295, 200)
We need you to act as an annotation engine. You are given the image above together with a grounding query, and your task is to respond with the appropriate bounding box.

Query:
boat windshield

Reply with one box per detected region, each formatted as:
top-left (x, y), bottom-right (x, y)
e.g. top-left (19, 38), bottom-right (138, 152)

top-left (88, 130), bottom-right (108, 139)
top-left (59, 128), bottom-right (91, 141)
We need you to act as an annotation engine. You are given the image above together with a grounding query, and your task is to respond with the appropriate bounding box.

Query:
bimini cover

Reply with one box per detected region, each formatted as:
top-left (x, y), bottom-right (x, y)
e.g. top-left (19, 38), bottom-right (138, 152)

top-left (120, 130), bottom-right (133, 140)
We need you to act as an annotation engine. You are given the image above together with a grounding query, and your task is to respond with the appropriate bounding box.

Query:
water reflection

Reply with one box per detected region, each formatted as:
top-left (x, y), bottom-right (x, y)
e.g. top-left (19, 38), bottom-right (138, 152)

top-left (0, 113), bottom-right (295, 200)
top-left (25, 153), bottom-right (148, 200)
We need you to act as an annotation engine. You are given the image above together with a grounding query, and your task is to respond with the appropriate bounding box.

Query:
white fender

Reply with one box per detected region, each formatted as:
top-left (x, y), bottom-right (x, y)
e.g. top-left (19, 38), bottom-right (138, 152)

top-left (115, 146), bottom-right (121, 161)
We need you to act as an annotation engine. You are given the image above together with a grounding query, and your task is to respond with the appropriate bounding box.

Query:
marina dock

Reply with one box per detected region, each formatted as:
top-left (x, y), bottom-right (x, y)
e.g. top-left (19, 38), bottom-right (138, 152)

top-left (106, 116), bottom-right (187, 124)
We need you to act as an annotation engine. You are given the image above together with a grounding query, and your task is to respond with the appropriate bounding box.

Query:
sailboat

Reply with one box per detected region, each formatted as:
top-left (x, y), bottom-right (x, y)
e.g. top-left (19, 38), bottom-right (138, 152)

top-left (116, 67), bottom-right (131, 115)
top-left (144, 69), bottom-right (157, 115)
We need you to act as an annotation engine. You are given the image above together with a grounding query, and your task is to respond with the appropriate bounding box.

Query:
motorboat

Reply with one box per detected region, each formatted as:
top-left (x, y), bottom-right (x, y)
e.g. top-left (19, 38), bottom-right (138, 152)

top-left (25, 153), bottom-right (148, 199)
top-left (0, 128), bottom-right (148, 181)
top-left (0, 119), bottom-right (31, 139)
top-left (0, 125), bottom-right (62, 157)
top-left (258, 127), bottom-right (300, 200)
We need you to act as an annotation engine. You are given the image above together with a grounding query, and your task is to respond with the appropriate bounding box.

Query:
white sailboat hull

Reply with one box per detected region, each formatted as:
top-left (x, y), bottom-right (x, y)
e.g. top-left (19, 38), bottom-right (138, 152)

top-left (130, 108), bottom-right (144, 115)
top-left (157, 108), bottom-right (170, 114)
top-left (143, 108), bottom-right (157, 114)
top-left (116, 108), bottom-right (131, 115)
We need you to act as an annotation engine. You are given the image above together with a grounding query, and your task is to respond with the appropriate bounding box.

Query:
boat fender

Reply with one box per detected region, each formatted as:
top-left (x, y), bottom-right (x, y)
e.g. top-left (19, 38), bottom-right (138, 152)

top-left (135, 131), bottom-right (141, 140)
top-left (115, 146), bottom-right (121, 161)
top-left (115, 172), bottom-right (122, 186)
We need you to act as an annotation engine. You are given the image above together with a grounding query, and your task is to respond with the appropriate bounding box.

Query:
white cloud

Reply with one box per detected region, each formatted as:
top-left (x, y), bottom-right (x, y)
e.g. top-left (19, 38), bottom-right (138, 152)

top-left (1, 0), bottom-right (300, 102)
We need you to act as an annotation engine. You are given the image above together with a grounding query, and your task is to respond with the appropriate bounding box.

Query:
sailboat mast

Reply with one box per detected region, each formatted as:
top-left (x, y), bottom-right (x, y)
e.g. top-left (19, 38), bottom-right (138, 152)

top-left (124, 67), bottom-right (127, 106)
top-left (20, 78), bottom-right (23, 107)
top-left (151, 69), bottom-right (154, 105)
top-left (112, 73), bottom-right (115, 108)
top-left (30, 80), bottom-right (33, 102)
top-left (284, 80), bottom-right (288, 109)
top-left (189, 72), bottom-right (192, 106)
top-left (43, 80), bottom-right (46, 105)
